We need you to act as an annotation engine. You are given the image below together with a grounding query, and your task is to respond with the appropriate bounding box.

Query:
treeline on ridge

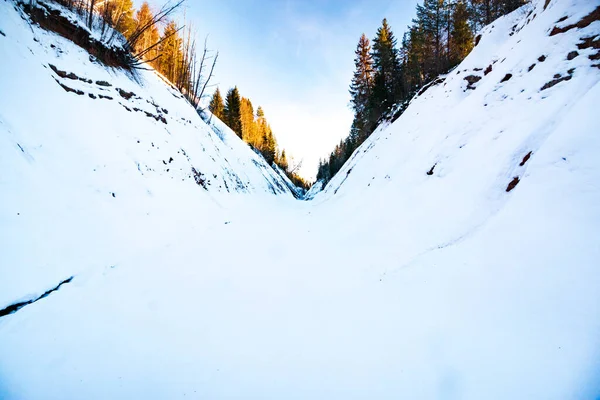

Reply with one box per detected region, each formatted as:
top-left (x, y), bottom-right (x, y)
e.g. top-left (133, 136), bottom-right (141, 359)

top-left (316, 0), bottom-right (526, 183)
top-left (208, 87), bottom-right (311, 190)
top-left (58, 0), bottom-right (217, 108)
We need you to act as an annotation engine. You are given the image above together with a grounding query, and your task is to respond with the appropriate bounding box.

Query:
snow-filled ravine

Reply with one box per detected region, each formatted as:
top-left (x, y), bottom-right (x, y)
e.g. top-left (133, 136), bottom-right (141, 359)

top-left (1, 0), bottom-right (600, 398)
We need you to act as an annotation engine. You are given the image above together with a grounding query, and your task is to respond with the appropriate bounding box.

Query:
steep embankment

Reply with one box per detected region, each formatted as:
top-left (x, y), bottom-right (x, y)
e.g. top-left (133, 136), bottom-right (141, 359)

top-left (0, 0), bottom-right (599, 399)
top-left (314, 0), bottom-right (600, 269)
top-left (0, 0), bottom-right (295, 309)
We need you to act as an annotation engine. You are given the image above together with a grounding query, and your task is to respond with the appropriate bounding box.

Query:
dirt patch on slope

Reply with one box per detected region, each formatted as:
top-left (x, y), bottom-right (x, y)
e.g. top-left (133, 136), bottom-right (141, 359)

top-left (22, 2), bottom-right (131, 69)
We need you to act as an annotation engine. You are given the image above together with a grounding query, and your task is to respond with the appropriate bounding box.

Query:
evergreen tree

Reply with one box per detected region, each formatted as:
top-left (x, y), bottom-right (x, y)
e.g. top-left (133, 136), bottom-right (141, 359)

top-left (224, 87), bottom-right (242, 138)
top-left (208, 88), bottom-right (225, 120)
top-left (240, 97), bottom-right (258, 145)
top-left (133, 2), bottom-right (160, 62)
top-left (370, 19), bottom-right (402, 123)
top-left (349, 34), bottom-right (375, 138)
top-left (450, 1), bottom-right (474, 67)
top-left (278, 150), bottom-right (289, 172)
top-left (261, 125), bottom-right (276, 164)
top-left (407, 23), bottom-right (426, 90)
top-left (105, 0), bottom-right (136, 38)
top-left (158, 20), bottom-right (183, 83)
top-left (415, 0), bottom-right (449, 78)
top-left (256, 106), bottom-right (268, 152)
top-left (501, 0), bottom-right (525, 14)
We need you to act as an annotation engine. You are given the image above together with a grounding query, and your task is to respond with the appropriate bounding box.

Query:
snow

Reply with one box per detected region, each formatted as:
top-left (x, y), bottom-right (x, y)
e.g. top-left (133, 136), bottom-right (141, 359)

top-left (0, 0), bottom-right (599, 398)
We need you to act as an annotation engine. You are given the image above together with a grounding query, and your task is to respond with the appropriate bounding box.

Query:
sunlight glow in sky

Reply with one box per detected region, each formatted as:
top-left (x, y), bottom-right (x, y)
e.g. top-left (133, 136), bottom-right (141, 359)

top-left (182, 0), bottom-right (420, 179)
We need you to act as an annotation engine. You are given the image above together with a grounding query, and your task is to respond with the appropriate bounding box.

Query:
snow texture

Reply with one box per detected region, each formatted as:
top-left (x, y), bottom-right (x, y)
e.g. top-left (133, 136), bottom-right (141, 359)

top-left (0, 0), bottom-right (599, 399)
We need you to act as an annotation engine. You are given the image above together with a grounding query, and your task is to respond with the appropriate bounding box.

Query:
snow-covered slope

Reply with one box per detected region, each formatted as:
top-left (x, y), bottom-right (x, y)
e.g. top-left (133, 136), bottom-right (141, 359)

top-left (0, 0), bottom-right (599, 399)
top-left (0, 0), bottom-right (296, 307)
top-left (303, 178), bottom-right (324, 200)
top-left (0, 0), bottom-right (293, 198)
top-left (314, 0), bottom-right (600, 260)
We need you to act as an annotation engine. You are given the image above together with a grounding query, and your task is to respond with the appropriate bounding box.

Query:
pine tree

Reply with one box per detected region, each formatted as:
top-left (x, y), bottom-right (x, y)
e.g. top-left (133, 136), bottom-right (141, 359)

top-left (500, 0), bottom-right (525, 15)
top-left (240, 97), bottom-right (258, 145)
top-left (349, 34), bottom-right (374, 137)
top-left (133, 2), bottom-right (160, 62)
top-left (370, 19), bottom-right (402, 123)
top-left (278, 149), bottom-right (289, 172)
top-left (450, 0), bottom-right (474, 67)
top-left (256, 106), bottom-right (268, 151)
top-left (415, 0), bottom-right (449, 78)
top-left (104, 0), bottom-right (136, 38)
top-left (224, 87), bottom-right (242, 137)
top-left (208, 88), bottom-right (225, 120)
top-left (158, 20), bottom-right (183, 83)
top-left (261, 125), bottom-right (276, 164)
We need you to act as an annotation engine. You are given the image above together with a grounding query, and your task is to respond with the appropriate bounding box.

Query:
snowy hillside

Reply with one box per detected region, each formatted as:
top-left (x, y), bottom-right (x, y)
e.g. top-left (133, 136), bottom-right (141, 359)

top-left (0, 0), bottom-right (294, 198)
top-left (1, 0), bottom-right (599, 399)
top-left (0, 0), bottom-right (297, 310)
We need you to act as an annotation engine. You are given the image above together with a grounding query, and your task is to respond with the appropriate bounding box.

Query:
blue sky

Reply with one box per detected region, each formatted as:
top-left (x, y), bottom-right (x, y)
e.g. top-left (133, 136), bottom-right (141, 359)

top-left (180, 0), bottom-right (420, 179)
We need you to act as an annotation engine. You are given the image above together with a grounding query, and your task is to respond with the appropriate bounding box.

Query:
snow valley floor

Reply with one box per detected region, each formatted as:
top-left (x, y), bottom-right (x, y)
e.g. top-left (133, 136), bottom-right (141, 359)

top-left (1, 185), bottom-right (600, 399)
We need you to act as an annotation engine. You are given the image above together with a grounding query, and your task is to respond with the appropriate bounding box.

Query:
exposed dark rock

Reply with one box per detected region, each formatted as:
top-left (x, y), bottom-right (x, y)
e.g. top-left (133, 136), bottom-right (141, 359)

top-left (519, 151), bottom-right (532, 166)
top-left (88, 93), bottom-right (96, 99)
top-left (48, 63), bottom-right (68, 78)
top-left (566, 51), bottom-right (579, 60)
top-left (464, 75), bottom-right (482, 90)
top-left (427, 164), bottom-right (436, 176)
top-left (577, 35), bottom-right (600, 50)
top-left (96, 80), bottom-right (111, 87)
top-left (192, 167), bottom-right (208, 190)
top-left (57, 80), bottom-right (84, 95)
top-left (538, 55), bottom-right (547, 62)
top-left (117, 88), bottom-right (135, 100)
top-left (541, 75), bottom-right (572, 90)
top-left (500, 73), bottom-right (513, 83)
top-left (528, 63), bottom-right (536, 71)
top-left (506, 176), bottom-right (520, 192)
top-left (550, 6), bottom-right (600, 36)
top-left (484, 64), bottom-right (493, 75)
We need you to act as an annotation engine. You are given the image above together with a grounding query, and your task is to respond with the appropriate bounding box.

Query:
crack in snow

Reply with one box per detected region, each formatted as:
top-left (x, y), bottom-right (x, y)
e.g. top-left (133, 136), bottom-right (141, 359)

top-left (0, 276), bottom-right (74, 318)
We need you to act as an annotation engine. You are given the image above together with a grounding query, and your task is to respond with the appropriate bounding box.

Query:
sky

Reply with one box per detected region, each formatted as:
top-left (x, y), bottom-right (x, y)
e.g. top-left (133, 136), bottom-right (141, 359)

top-left (178, 0), bottom-right (420, 180)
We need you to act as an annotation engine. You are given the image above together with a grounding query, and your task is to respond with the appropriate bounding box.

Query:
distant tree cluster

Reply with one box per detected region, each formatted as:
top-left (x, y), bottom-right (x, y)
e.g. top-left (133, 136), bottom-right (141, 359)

top-left (61, 0), bottom-right (217, 107)
top-left (209, 87), bottom-right (311, 190)
top-left (317, 0), bottom-right (526, 183)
